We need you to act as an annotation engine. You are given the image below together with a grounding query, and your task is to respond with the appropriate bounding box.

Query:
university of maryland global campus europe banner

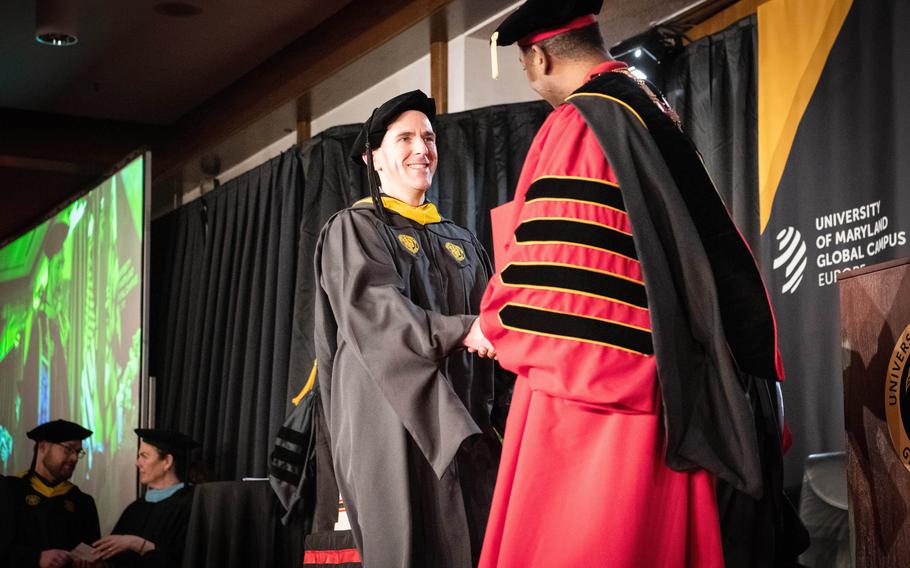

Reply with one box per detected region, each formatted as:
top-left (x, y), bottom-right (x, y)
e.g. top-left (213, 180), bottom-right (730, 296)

top-left (757, 0), bottom-right (910, 480)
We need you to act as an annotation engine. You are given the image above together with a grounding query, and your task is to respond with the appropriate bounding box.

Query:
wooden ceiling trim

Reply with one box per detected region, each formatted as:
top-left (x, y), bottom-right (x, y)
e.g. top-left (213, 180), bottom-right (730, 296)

top-left (430, 13), bottom-right (448, 114)
top-left (0, 109), bottom-right (159, 166)
top-left (153, 0), bottom-right (454, 180)
top-left (0, 155), bottom-right (102, 176)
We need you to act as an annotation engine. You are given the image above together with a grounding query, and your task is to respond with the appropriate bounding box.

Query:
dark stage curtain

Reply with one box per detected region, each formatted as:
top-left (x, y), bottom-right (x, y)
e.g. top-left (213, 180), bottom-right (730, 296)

top-left (662, 15), bottom-right (760, 251)
top-left (150, 148), bottom-right (304, 480)
top-left (183, 480), bottom-right (305, 568)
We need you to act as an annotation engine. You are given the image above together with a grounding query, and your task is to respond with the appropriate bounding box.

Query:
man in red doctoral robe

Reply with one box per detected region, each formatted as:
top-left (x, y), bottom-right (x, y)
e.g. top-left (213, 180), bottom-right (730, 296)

top-left (474, 1), bottom-right (805, 566)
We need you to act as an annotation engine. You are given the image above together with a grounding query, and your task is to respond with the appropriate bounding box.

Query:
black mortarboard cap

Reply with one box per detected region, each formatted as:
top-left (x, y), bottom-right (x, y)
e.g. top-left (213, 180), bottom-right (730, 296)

top-left (27, 419), bottom-right (92, 442)
top-left (493, 0), bottom-right (603, 47)
top-left (135, 428), bottom-right (199, 455)
top-left (349, 90), bottom-right (436, 164)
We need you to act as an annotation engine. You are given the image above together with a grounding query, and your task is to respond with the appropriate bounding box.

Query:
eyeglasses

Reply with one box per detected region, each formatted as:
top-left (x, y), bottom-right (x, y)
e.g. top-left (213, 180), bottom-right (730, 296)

top-left (53, 443), bottom-right (87, 458)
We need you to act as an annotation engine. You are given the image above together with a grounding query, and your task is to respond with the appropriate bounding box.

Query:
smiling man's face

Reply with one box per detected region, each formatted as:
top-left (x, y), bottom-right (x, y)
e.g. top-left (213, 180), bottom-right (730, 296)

top-left (372, 110), bottom-right (438, 200)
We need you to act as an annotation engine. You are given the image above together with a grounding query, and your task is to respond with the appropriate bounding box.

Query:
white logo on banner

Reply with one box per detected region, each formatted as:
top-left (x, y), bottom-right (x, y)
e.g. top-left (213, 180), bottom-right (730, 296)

top-left (773, 226), bottom-right (808, 294)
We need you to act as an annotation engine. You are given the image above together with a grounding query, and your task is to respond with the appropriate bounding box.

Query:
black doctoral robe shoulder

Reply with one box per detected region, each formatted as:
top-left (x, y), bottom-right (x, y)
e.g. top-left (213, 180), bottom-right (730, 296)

top-left (6, 473), bottom-right (100, 567)
top-left (109, 485), bottom-right (194, 568)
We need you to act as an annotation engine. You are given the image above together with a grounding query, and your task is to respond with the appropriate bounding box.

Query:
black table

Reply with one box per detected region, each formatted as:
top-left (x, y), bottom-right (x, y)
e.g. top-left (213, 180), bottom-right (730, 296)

top-left (183, 480), bottom-right (305, 568)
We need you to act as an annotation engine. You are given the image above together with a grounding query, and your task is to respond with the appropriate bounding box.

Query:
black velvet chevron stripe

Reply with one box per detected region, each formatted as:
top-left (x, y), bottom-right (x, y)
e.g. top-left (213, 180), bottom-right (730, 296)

top-left (515, 219), bottom-right (638, 260)
top-left (277, 426), bottom-right (308, 446)
top-left (500, 304), bottom-right (653, 355)
top-left (501, 264), bottom-right (648, 308)
top-left (527, 177), bottom-right (626, 211)
top-left (271, 445), bottom-right (307, 465)
top-left (269, 464), bottom-right (300, 485)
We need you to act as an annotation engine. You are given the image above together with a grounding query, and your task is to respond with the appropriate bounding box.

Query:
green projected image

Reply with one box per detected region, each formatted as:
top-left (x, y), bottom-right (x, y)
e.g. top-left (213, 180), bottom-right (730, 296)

top-left (0, 155), bottom-right (144, 531)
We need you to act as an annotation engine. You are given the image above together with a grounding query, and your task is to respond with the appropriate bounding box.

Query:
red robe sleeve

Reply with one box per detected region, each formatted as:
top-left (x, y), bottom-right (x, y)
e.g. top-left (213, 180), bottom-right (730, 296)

top-left (479, 104), bottom-right (659, 415)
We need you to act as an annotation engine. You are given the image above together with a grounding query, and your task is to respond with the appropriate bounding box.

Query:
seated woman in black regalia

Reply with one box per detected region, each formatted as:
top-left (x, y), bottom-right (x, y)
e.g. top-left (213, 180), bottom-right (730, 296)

top-left (93, 428), bottom-right (198, 567)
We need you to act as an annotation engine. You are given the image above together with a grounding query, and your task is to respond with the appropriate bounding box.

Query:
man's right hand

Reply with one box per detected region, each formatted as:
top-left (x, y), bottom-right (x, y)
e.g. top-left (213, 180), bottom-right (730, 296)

top-left (39, 549), bottom-right (70, 568)
top-left (463, 318), bottom-right (496, 359)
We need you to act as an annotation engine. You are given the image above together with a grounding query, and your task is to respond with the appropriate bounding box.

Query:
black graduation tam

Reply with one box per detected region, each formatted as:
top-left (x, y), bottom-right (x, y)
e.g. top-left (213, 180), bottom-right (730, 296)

top-left (27, 419), bottom-right (92, 443)
top-left (349, 90), bottom-right (436, 165)
top-left (135, 428), bottom-right (199, 454)
top-left (493, 0), bottom-right (603, 47)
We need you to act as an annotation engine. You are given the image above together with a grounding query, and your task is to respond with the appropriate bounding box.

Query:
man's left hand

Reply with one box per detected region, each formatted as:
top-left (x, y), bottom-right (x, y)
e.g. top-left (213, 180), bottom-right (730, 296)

top-left (92, 535), bottom-right (144, 560)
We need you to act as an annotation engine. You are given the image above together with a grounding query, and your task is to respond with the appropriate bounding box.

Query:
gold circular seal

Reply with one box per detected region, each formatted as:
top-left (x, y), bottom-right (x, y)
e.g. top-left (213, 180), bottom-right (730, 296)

top-left (25, 494), bottom-right (40, 506)
top-left (885, 322), bottom-right (910, 472)
top-left (445, 242), bottom-right (466, 262)
top-left (398, 234), bottom-right (419, 254)
top-left (64, 499), bottom-right (76, 512)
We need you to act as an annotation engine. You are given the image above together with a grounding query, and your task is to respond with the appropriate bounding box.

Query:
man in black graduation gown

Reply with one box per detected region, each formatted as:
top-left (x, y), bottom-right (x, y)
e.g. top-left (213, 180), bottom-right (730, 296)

top-left (312, 90), bottom-right (503, 567)
top-left (94, 428), bottom-right (197, 568)
top-left (6, 419), bottom-right (100, 568)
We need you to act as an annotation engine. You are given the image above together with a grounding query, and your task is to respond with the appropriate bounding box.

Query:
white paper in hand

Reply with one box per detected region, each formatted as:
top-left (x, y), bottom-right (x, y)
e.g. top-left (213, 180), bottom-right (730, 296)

top-left (70, 542), bottom-right (101, 562)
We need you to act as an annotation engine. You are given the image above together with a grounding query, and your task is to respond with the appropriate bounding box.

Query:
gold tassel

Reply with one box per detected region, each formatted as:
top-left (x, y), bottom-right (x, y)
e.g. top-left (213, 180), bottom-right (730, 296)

top-left (490, 31), bottom-right (500, 80)
top-left (292, 359), bottom-right (318, 406)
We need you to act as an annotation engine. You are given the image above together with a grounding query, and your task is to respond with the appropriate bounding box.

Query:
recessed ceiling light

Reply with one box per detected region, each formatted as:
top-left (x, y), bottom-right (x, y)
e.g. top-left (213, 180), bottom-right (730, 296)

top-left (36, 33), bottom-right (77, 46)
top-left (35, 0), bottom-right (78, 47)
top-left (153, 2), bottom-right (203, 18)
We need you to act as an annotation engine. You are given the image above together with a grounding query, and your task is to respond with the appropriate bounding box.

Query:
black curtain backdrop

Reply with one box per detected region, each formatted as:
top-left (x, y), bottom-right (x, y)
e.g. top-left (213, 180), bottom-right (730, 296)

top-left (662, 15), bottom-right (759, 250)
top-left (149, 22), bottom-right (754, 482)
top-left (150, 149), bottom-right (304, 480)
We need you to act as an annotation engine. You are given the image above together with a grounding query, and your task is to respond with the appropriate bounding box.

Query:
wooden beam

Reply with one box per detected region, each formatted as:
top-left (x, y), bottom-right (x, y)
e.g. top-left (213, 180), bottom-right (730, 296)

top-left (0, 108), bottom-right (160, 166)
top-left (430, 14), bottom-right (448, 114)
top-left (296, 93), bottom-right (312, 145)
top-left (152, 0), bottom-right (453, 181)
top-left (0, 155), bottom-right (102, 176)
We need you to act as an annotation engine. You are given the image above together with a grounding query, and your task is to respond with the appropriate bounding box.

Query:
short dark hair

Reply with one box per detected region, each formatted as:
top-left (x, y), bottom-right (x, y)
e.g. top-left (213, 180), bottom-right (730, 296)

top-left (150, 444), bottom-right (188, 482)
top-left (523, 24), bottom-right (606, 60)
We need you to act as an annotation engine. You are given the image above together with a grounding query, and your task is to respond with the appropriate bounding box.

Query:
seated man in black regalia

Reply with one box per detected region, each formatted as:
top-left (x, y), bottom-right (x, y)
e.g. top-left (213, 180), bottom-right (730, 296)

top-left (93, 428), bottom-right (198, 567)
top-left (7, 419), bottom-right (100, 568)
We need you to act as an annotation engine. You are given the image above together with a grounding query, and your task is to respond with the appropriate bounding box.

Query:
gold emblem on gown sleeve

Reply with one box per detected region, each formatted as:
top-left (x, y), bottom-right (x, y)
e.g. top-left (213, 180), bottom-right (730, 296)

top-left (885, 322), bottom-right (910, 473)
top-left (398, 234), bottom-right (419, 254)
top-left (25, 494), bottom-right (40, 506)
top-left (445, 242), bottom-right (466, 262)
top-left (64, 499), bottom-right (76, 512)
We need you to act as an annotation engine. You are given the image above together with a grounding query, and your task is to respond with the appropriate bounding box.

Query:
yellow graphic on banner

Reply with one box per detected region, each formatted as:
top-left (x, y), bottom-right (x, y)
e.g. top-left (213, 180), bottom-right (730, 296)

top-left (758, 0), bottom-right (853, 233)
